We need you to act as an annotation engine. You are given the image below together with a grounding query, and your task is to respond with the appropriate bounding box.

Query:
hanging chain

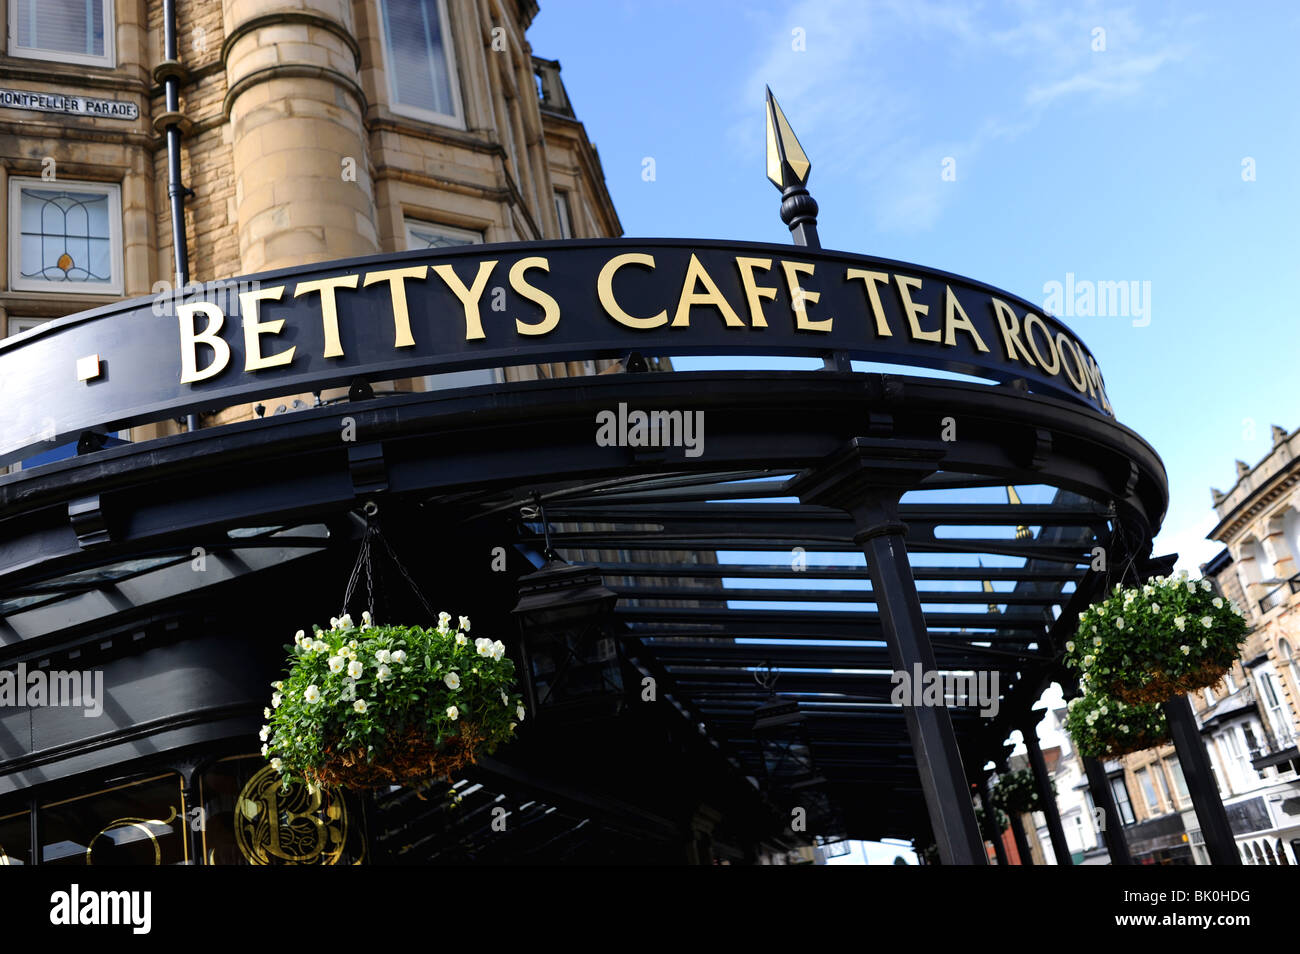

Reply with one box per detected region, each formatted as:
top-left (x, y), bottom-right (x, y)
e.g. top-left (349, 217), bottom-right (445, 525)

top-left (340, 503), bottom-right (438, 624)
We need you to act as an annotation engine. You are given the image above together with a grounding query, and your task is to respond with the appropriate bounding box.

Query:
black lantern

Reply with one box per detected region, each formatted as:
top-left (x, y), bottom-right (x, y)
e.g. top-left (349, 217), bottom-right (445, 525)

top-left (511, 504), bottom-right (622, 721)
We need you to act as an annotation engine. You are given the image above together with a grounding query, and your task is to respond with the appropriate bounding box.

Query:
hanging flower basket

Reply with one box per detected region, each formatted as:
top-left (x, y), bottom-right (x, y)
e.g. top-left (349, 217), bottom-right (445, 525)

top-left (260, 612), bottom-right (526, 791)
top-left (990, 769), bottom-right (1042, 815)
top-left (1064, 572), bottom-right (1249, 705)
top-left (974, 803), bottom-right (1008, 841)
top-left (1063, 690), bottom-right (1169, 759)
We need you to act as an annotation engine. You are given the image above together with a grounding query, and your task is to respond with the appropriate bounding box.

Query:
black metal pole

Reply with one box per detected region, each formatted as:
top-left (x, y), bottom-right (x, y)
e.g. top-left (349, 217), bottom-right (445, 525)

top-left (1020, 715), bottom-right (1073, 865)
top-left (1164, 695), bottom-right (1240, 864)
top-left (982, 778), bottom-right (1008, 866)
top-left (1007, 810), bottom-right (1033, 865)
top-left (1083, 754), bottom-right (1133, 865)
top-left (162, 0), bottom-right (197, 434)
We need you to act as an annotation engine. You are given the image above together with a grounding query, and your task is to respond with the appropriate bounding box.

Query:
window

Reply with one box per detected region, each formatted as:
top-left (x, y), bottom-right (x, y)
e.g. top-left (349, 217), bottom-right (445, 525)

top-left (7, 0), bottom-right (114, 67)
top-left (1136, 768), bottom-right (1161, 814)
top-left (1282, 640), bottom-right (1300, 700)
top-left (1203, 687), bottom-right (1216, 708)
top-left (1165, 757), bottom-right (1190, 802)
top-left (554, 191), bottom-right (573, 239)
top-left (6, 316), bottom-right (47, 337)
top-left (1110, 776), bottom-right (1135, 825)
top-left (1258, 670), bottom-right (1296, 746)
top-left (1223, 669), bottom-right (1236, 693)
top-left (379, 0), bottom-right (464, 127)
top-left (8, 177), bottom-right (122, 295)
top-left (403, 219), bottom-right (482, 250)
top-left (1152, 762), bottom-right (1175, 809)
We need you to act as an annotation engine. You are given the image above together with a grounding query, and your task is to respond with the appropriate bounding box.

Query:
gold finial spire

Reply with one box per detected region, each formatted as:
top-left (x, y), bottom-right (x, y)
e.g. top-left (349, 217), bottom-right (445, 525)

top-left (1007, 486), bottom-right (1031, 540)
top-left (765, 86), bottom-right (811, 189)
top-left (980, 558), bottom-right (1000, 615)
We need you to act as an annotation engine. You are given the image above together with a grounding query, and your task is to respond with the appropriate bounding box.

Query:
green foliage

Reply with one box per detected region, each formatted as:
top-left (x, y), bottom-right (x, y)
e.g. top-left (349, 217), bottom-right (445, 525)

top-left (1064, 690), bottom-right (1168, 759)
top-left (974, 802), bottom-right (1008, 839)
top-left (1064, 572), bottom-right (1249, 704)
top-left (261, 611), bottom-right (523, 789)
top-left (990, 769), bottom-right (1041, 815)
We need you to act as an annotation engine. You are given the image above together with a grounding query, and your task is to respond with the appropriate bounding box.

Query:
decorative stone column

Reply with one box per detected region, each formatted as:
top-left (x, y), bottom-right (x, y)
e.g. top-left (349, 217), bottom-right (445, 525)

top-left (222, 1), bottom-right (378, 272)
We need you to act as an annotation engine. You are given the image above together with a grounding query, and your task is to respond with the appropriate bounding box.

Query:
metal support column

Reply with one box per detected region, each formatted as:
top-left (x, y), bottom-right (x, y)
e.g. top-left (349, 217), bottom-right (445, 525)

top-left (1007, 810), bottom-right (1033, 865)
top-left (1020, 712), bottom-right (1073, 865)
top-left (982, 776), bottom-right (1009, 866)
top-left (1083, 754), bottom-right (1133, 865)
top-left (791, 439), bottom-right (985, 865)
top-left (1164, 694), bottom-right (1241, 864)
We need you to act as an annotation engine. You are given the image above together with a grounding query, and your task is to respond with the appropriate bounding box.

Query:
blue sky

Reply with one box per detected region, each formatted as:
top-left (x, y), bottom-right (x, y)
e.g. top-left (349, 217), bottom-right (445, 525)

top-left (530, 0), bottom-right (1300, 574)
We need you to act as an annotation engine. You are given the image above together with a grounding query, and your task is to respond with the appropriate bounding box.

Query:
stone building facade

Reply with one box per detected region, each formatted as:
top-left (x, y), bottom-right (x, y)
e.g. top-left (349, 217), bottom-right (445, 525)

top-left (1190, 424), bottom-right (1300, 864)
top-left (0, 0), bottom-right (624, 456)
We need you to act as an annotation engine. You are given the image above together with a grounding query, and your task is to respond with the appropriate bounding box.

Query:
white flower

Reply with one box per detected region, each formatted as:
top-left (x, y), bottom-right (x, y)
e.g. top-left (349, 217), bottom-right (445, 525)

top-left (328, 655), bottom-right (345, 674)
top-left (264, 707), bottom-right (272, 718)
top-left (392, 650), bottom-right (407, 664)
top-left (330, 616), bottom-right (339, 629)
top-left (375, 649), bottom-right (391, 664)
top-left (346, 649), bottom-right (357, 660)
top-left (272, 692), bottom-right (282, 708)
top-left (444, 671), bottom-right (461, 690)
top-left (1186, 582), bottom-right (1196, 593)
top-left (476, 637), bottom-right (492, 657)
top-left (304, 684), bottom-right (321, 704)
top-left (1119, 725), bottom-right (1129, 733)
top-left (1115, 618), bottom-right (1125, 630)
top-left (295, 630), bottom-right (305, 643)
top-left (446, 705), bottom-right (459, 721)
top-left (348, 640), bottom-right (358, 650)
top-left (1201, 638), bottom-right (1208, 648)
top-left (1212, 597), bottom-right (1223, 609)
top-left (438, 611), bottom-right (451, 631)
top-left (460, 616), bottom-right (471, 632)
top-left (270, 757), bottom-right (283, 771)
top-left (509, 722), bottom-right (517, 732)
top-left (377, 664), bottom-right (392, 682)
top-left (340, 613), bottom-right (354, 629)
top-left (491, 640), bottom-right (505, 660)
top-left (517, 704), bottom-right (526, 721)
top-left (362, 611), bottom-right (372, 625)
top-left (259, 724), bottom-right (270, 741)
top-left (1065, 640), bottom-right (1075, 652)
top-left (1093, 636), bottom-right (1102, 647)
top-left (456, 632), bottom-right (467, 646)
top-left (313, 639), bottom-right (327, 653)
top-left (348, 660), bottom-right (363, 679)
top-left (272, 680), bottom-right (284, 691)
top-left (501, 690), bottom-right (510, 705)
top-left (1201, 616), bottom-right (1213, 628)
top-left (1180, 644), bottom-right (1191, 655)
top-left (1200, 579), bottom-right (1211, 592)
top-left (1174, 616), bottom-right (1186, 632)
top-left (1078, 612), bottom-right (1087, 622)
top-left (353, 699), bottom-right (368, 713)
top-left (261, 742), bottom-right (269, 756)
top-left (1083, 654), bottom-right (1096, 667)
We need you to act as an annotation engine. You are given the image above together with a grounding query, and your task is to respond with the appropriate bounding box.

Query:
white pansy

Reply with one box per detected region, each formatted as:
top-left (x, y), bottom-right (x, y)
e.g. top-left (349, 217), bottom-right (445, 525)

top-left (455, 632), bottom-right (467, 646)
top-left (501, 690), bottom-right (510, 706)
top-left (377, 664), bottom-right (392, 682)
top-left (349, 640), bottom-right (358, 650)
top-left (1093, 636), bottom-right (1102, 647)
top-left (446, 705), bottom-right (459, 721)
top-left (1119, 725), bottom-right (1129, 733)
top-left (339, 613), bottom-right (353, 629)
top-left (347, 660), bottom-right (363, 679)
top-left (509, 722), bottom-right (517, 732)
top-left (375, 649), bottom-right (391, 664)
top-left (261, 743), bottom-right (269, 756)
top-left (264, 707), bottom-right (272, 718)
top-left (353, 699), bottom-right (368, 714)
top-left (517, 704), bottom-right (526, 721)
top-left (304, 684), bottom-right (321, 704)
top-left (1212, 597), bottom-right (1223, 609)
top-left (1201, 616), bottom-right (1213, 628)
top-left (491, 640), bottom-right (505, 660)
top-left (1174, 616), bottom-right (1186, 631)
top-left (313, 639), bottom-right (327, 653)
top-left (362, 611), bottom-right (371, 625)
top-left (437, 612), bottom-right (451, 632)
top-left (295, 630), bottom-right (305, 643)
top-left (330, 617), bottom-right (339, 629)
top-left (460, 616), bottom-right (471, 632)
top-left (1115, 617), bottom-right (1125, 629)
top-left (1200, 579), bottom-right (1211, 592)
top-left (1180, 645), bottom-right (1190, 655)
top-left (1186, 582), bottom-right (1196, 593)
top-left (259, 724), bottom-right (270, 741)
top-left (1065, 640), bottom-right (1075, 652)
top-left (272, 692), bottom-right (282, 707)
top-left (392, 650), bottom-right (407, 664)
top-left (271, 757), bottom-right (283, 771)
top-left (328, 656), bottom-right (345, 674)
top-left (1151, 603), bottom-right (1160, 613)
top-left (272, 680), bottom-right (284, 691)
top-left (444, 671), bottom-right (461, 690)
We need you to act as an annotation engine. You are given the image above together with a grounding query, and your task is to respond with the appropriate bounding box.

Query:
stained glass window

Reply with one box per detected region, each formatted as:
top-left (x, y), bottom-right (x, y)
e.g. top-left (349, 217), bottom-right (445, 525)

top-left (10, 179), bottom-right (121, 293)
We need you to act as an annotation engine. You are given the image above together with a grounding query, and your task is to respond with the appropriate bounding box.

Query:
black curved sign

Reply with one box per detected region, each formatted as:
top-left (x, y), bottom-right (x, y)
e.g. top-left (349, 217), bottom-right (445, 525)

top-left (0, 238), bottom-right (1112, 465)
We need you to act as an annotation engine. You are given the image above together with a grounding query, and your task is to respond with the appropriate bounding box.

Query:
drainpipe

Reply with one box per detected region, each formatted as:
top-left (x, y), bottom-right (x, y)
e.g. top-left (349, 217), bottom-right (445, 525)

top-left (154, 0), bottom-right (197, 432)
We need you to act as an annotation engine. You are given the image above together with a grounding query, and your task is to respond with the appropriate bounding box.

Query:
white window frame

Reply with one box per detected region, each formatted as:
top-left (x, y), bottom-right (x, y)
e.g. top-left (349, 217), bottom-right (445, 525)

top-left (402, 218), bottom-right (482, 250)
top-left (6, 316), bottom-right (47, 337)
top-left (554, 190), bottom-right (573, 239)
top-left (1136, 767), bottom-right (1161, 813)
top-left (377, 0), bottom-right (466, 130)
top-left (6, 0), bottom-right (116, 68)
top-left (8, 176), bottom-right (123, 295)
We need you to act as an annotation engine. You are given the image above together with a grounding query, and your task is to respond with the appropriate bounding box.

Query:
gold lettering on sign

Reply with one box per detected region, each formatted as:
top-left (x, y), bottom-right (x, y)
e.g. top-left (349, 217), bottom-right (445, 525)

top-left (510, 257), bottom-right (560, 336)
top-left (895, 275), bottom-right (938, 343)
top-left (781, 261), bottom-right (830, 332)
top-left (1056, 332), bottom-right (1089, 392)
top-left (990, 298), bottom-right (1038, 367)
top-left (362, 266), bottom-right (426, 348)
top-left (1022, 311), bottom-right (1060, 375)
top-left (294, 274), bottom-right (360, 359)
top-left (177, 302), bottom-right (232, 383)
top-left (431, 261), bottom-right (497, 341)
top-left (233, 765), bottom-right (350, 865)
top-left (598, 253), bottom-right (667, 329)
top-left (734, 257), bottom-right (776, 328)
top-left (672, 254), bottom-right (744, 328)
top-left (844, 269), bottom-right (893, 337)
top-left (942, 285), bottom-right (990, 352)
top-left (239, 285), bottom-right (294, 372)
